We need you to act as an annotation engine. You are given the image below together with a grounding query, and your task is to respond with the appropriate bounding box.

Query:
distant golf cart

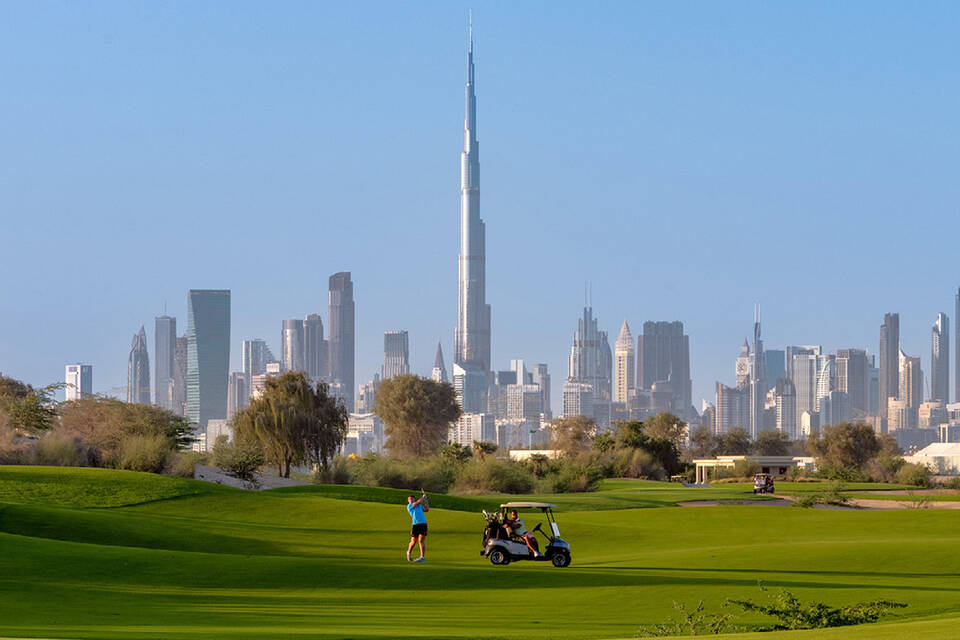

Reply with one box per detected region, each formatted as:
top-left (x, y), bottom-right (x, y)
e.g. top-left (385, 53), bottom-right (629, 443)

top-left (481, 502), bottom-right (571, 568)
top-left (753, 473), bottom-right (775, 494)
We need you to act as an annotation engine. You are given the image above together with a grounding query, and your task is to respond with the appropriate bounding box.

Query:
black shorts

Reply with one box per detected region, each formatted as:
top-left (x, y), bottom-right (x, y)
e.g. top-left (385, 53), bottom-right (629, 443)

top-left (411, 523), bottom-right (428, 537)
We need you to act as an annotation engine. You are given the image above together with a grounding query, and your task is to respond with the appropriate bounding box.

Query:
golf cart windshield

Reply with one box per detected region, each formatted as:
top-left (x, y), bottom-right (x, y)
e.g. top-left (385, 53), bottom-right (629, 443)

top-left (500, 502), bottom-right (561, 537)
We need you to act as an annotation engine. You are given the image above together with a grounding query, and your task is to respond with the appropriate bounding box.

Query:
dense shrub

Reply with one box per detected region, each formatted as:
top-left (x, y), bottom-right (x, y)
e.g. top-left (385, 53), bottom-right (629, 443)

top-left (0, 427), bottom-right (29, 464)
top-left (117, 434), bottom-right (170, 473)
top-left (171, 451), bottom-right (206, 478)
top-left (352, 454), bottom-right (458, 493)
top-left (895, 462), bottom-right (932, 488)
top-left (211, 436), bottom-right (265, 485)
top-left (59, 397), bottom-right (191, 468)
top-left (314, 455), bottom-right (353, 484)
top-left (816, 465), bottom-right (870, 483)
top-left (452, 457), bottom-right (534, 494)
top-left (31, 432), bottom-right (93, 467)
top-left (550, 462), bottom-right (603, 493)
top-left (616, 448), bottom-right (663, 479)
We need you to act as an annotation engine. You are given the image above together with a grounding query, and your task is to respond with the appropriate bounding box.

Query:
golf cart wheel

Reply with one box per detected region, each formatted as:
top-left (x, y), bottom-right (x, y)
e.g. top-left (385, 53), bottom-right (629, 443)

top-left (551, 552), bottom-right (571, 568)
top-left (489, 548), bottom-right (510, 566)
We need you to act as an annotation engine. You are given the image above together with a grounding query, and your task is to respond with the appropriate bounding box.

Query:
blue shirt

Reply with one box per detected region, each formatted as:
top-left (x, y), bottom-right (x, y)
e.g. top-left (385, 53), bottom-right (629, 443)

top-left (407, 502), bottom-right (426, 525)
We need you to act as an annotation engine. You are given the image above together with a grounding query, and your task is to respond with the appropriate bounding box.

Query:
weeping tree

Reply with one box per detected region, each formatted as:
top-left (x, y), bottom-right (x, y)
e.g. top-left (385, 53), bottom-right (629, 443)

top-left (233, 372), bottom-right (348, 478)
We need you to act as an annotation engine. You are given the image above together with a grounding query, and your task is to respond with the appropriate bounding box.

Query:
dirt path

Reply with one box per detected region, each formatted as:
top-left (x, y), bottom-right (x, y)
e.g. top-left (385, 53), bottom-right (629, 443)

top-left (846, 498), bottom-right (960, 509)
top-left (678, 495), bottom-right (960, 510)
top-left (851, 489), bottom-right (960, 496)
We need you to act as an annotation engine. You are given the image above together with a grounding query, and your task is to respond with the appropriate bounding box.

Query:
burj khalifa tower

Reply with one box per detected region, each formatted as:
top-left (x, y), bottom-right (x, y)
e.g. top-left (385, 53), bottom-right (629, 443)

top-left (454, 17), bottom-right (491, 413)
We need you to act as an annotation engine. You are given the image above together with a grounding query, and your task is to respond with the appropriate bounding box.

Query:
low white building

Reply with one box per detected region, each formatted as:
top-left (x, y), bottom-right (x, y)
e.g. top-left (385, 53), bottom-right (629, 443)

top-left (904, 442), bottom-right (960, 475)
top-left (508, 449), bottom-right (560, 461)
top-left (692, 455), bottom-right (816, 484)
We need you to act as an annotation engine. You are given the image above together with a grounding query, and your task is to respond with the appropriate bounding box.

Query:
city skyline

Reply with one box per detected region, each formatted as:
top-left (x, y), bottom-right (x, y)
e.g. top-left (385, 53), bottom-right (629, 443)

top-left (4, 4), bottom-right (960, 413)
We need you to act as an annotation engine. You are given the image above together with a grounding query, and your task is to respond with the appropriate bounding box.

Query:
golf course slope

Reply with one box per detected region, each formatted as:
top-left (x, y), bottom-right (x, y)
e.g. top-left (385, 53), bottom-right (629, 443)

top-left (1, 466), bottom-right (959, 639)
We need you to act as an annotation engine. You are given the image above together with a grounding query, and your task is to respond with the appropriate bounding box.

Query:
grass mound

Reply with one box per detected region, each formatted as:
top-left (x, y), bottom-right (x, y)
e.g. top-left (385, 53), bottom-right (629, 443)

top-left (0, 465), bottom-right (231, 507)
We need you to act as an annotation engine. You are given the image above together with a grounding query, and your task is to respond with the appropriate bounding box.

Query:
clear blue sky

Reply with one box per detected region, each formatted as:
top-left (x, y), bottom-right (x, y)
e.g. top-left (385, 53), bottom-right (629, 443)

top-left (2, 1), bottom-right (959, 410)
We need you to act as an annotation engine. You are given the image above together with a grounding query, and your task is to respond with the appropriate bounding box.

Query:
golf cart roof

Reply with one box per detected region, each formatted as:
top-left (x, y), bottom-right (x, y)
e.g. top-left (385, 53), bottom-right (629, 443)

top-left (500, 502), bottom-right (556, 509)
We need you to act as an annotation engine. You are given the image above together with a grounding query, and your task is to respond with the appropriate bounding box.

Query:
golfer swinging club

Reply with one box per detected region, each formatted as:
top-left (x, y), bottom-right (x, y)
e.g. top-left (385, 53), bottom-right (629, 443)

top-left (406, 491), bottom-right (429, 562)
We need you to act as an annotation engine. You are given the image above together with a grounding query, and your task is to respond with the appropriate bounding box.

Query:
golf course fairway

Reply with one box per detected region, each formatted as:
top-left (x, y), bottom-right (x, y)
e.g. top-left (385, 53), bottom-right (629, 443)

top-left (1, 466), bottom-right (959, 639)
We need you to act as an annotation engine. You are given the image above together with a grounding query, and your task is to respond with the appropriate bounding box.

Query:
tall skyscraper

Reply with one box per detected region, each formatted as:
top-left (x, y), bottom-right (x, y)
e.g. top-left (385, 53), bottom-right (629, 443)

top-left (715, 381), bottom-right (749, 434)
top-left (64, 364), bottom-right (92, 401)
top-left (879, 312), bottom-right (899, 418)
top-left (186, 289), bottom-right (231, 427)
top-left (789, 346), bottom-right (822, 430)
top-left (774, 378), bottom-right (797, 439)
top-left (836, 349), bottom-right (869, 415)
top-left (328, 272), bottom-right (355, 412)
top-left (382, 331), bottom-right (410, 379)
top-left (431, 342), bottom-right (448, 383)
top-left (637, 321), bottom-right (692, 416)
top-left (357, 374), bottom-right (380, 413)
top-left (956, 289), bottom-right (960, 402)
top-left (172, 335), bottom-right (187, 416)
top-left (764, 349), bottom-right (786, 386)
top-left (735, 340), bottom-right (750, 387)
top-left (154, 315), bottom-right (176, 409)
top-left (127, 326), bottom-right (151, 404)
top-left (281, 319), bottom-right (305, 373)
top-left (613, 320), bottom-right (635, 404)
top-left (931, 312), bottom-right (949, 402)
top-left (814, 355), bottom-right (835, 410)
top-left (303, 313), bottom-right (328, 381)
top-left (454, 22), bottom-right (492, 413)
top-left (242, 339), bottom-right (275, 379)
top-left (899, 348), bottom-right (923, 410)
top-left (227, 371), bottom-right (248, 421)
top-left (748, 311), bottom-right (765, 438)
top-left (530, 363), bottom-right (551, 419)
top-left (566, 304), bottom-right (612, 426)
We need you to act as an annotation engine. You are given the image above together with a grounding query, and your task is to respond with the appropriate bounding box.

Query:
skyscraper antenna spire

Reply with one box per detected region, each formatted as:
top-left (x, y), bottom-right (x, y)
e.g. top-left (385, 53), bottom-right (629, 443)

top-left (469, 9), bottom-right (473, 53)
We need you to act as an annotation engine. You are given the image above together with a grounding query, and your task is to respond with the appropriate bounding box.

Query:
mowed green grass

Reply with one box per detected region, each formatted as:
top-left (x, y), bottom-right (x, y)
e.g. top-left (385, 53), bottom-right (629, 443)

top-left (1, 467), bottom-right (959, 640)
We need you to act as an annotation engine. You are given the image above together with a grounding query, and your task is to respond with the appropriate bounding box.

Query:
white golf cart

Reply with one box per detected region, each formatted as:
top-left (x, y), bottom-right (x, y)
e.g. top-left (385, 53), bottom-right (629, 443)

top-left (480, 502), bottom-right (571, 568)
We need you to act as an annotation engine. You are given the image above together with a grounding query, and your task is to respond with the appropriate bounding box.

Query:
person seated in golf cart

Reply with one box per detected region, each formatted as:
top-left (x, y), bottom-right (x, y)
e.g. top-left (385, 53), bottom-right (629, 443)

top-left (753, 473), bottom-right (774, 494)
top-left (503, 509), bottom-right (540, 557)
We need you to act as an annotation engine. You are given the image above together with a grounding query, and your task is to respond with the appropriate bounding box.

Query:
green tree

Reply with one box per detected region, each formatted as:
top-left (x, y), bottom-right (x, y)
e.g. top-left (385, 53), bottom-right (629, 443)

top-left (551, 415), bottom-right (597, 455)
top-left (301, 380), bottom-right (349, 469)
top-left (528, 453), bottom-right (549, 478)
top-left (614, 420), bottom-right (647, 450)
top-left (0, 376), bottom-right (63, 434)
top-left (437, 441), bottom-right (473, 462)
top-left (233, 372), bottom-right (346, 477)
top-left (687, 425), bottom-right (721, 458)
top-left (592, 431), bottom-right (615, 453)
top-left (472, 440), bottom-right (498, 459)
top-left (613, 420), bottom-right (684, 476)
top-left (719, 426), bottom-right (752, 454)
top-left (643, 412), bottom-right (687, 447)
top-left (754, 429), bottom-right (790, 456)
top-left (374, 374), bottom-right (461, 458)
top-left (211, 434), bottom-right (265, 486)
top-left (806, 422), bottom-right (883, 470)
